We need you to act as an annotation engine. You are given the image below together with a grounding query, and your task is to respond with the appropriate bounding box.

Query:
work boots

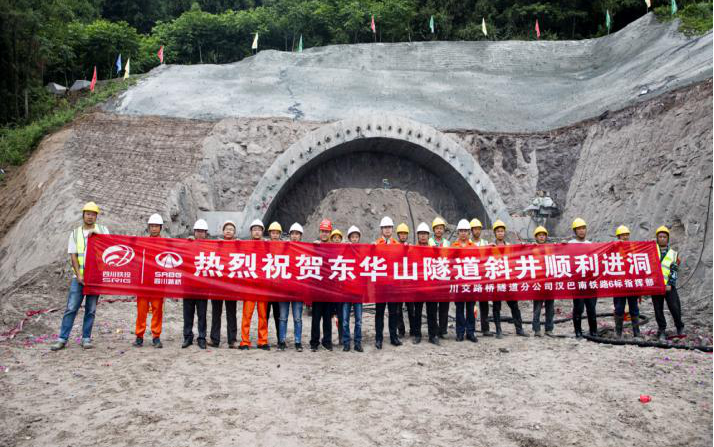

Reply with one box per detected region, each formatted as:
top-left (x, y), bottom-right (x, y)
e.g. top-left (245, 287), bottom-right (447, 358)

top-left (631, 316), bottom-right (642, 339)
top-left (494, 311), bottom-right (503, 339)
top-left (514, 316), bottom-right (529, 337)
top-left (614, 315), bottom-right (624, 339)
top-left (573, 317), bottom-right (583, 339)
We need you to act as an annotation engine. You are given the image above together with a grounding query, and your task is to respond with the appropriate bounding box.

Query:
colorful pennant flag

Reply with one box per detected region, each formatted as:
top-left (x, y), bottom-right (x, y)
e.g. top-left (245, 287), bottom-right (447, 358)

top-left (115, 54), bottom-right (122, 74)
top-left (645, 0), bottom-right (651, 8)
top-left (671, 0), bottom-right (678, 15)
top-left (298, 34), bottom-right (303, 52)
top-left (157, 45), bottom-right (164, 63)
top-left (252, 33), bottom-right (259, 50)
top-left (606, 10), bottom-right (611, 33)
top-left (124, 58), bottom-right (130, 80)
top-left (429, 15), bottom-right (435, 34)
top-left (481, 18), bottom-right (487, 36)
top-left (90, 66), bottom-right (97, 92)
top-left (371, 15), bottom-right (376, 34)
top-left (535, 20), bottom-right (541, 39)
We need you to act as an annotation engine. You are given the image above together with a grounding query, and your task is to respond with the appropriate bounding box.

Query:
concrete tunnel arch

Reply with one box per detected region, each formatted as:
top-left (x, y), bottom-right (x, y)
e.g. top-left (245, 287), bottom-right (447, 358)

top-left (239, 115), bottom-right (513, 236)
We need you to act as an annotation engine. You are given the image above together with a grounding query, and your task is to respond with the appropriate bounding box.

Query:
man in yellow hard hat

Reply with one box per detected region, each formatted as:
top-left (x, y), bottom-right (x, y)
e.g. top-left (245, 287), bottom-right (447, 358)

top-left (531, 226), bottom-right (554, 337)
top-left (491, 220), bottom-right (528, 338)
top-left (265, 222), bottom-right (283, 345)
top-left (51, 202), bottom-right (110, 351)
top-left (652, 226), bottom-right (684, 341)
top-left (569, 218), bottom-right (598, 339)
top-left (210, 220), bottom-right (240, 349)
top-left (133, 214), bottom-right (166, 348)
top-left (429, 217), bottom-right (451, 338)
top-left (470, 218), bottom-right (489, 246)
top-left (612, 226), bottom-right (642, 339)
top-left (394, 223), bottom-right (410, 337)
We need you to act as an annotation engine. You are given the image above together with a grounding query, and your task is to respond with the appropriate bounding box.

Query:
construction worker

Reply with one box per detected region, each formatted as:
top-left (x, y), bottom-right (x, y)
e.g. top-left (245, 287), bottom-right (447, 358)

top-left (652, 225), bottom-right (685, 341)
top-left (310, 219), bottom-right (334, 351)
top-left (492, 220), bottom-right (528, 338)
top-left (375, 216), bottom-right (401, 348)
top-left (133, 213), bottom-right (166, 348)
top-left (51, 202), bottom-right (109, 351)
top-left (209, 220), bottom-right (240, 349)
top-left (452, 219), bottom-right (478, 343)
top-left (395, 223), bottom-right (411, 341)
top-left (429, 217), bottom-right (451, 338)
top-left (265, 222), bottom-right (282, 341)
top-left (330, 229), bottom-right (343, 243)
top-left (240, 219), bottom-right (270, 350)
top-left (329, 228), bottom-right (344, 342)
top-left (416, 223), bottom-right (440, 345)
top-left (532, 226), bottom-right (554, 337)
top-left (278, 223), bottom-right (305, 351)
top-left (471, 218), bottom-right (493, 336)
top-left (342, 226), bottom-right (364, 352)
top-left (570, 218), bottom-right (598, 338)
top-left (612, 225), bottom-right (641, 340)
top-left (183, 219), bottom-right (210, 349)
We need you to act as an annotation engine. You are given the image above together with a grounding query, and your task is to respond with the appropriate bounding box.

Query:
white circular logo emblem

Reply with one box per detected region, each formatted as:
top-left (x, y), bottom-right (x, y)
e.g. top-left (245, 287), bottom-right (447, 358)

top-left (155, 252), bottom-right (183, 269)
top-left (102, 245), bottom-right (135, 267)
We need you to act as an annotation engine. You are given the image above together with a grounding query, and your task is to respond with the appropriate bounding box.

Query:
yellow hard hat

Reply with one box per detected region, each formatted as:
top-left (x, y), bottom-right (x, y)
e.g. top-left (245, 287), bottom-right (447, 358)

top-left (655, 225), bottom-right (670, 236)
top-left (432, 217), bottom-right (446, 229)
top-left (572, 218), bottom-right (587, 230)
top-left (492, 220), bottom-right (506, 231)
top-left (533, 226), bottom-right (548, 237)
top-left (82, 201), bottom-right (100, 214)
top-left (396, 223), bottom-right (410, 234)
top-left (615, 225), bottom-right (630, 236)
top-left (470, 218), bottom-right (483, 229)
top-left (330, 229), bottom-right (343, 238)
top-left (268, 222), bottom-right (282, 232)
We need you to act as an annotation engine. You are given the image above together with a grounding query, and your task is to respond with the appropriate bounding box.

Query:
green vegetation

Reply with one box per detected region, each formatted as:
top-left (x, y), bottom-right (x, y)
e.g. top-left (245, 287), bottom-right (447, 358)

top-left (0, 79), bottom-right (135, 168)
top-left (654, 2), bottom-right (713, 35)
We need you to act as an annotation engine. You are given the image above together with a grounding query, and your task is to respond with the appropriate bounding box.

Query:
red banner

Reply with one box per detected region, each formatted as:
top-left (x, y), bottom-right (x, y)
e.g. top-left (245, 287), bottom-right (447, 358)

top-left (83, 235), bottom-right (665, 303)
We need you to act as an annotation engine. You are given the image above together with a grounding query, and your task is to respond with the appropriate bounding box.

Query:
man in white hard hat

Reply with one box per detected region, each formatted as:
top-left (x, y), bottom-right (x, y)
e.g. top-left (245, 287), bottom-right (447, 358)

top-left (342, 226), bottom-right (364, 352)
top-left (209, 220), bottom-right (240, 349)
top-left (183, 219), bottom-right (209, 349)
top-left (278, 223), bottom-right (306, 351)
top-left (240, 219), bottom-right (270, 350)
top-left (470, 218), bottom-right (492, 337)
top-left (452, 219), bottom-right (478, 343)
top-left (133, 213), bottom-right (166, 348)
top-left (429, 217), bottom-right (450, 339)
top-left (374, 216), bottom-right (401, 349)
top-left (51, 202), bottom-right (110, 351)
top-left (411, 223), bottom-right (433, 344)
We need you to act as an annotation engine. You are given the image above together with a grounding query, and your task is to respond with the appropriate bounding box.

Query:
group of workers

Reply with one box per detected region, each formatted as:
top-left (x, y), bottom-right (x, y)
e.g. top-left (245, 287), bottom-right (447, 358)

top-left (50, 201), bottom-right (685, 353)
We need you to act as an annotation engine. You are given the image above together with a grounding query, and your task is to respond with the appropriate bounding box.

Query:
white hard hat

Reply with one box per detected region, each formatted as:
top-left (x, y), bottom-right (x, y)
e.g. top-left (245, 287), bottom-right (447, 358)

top-left (148, 213), bottom-right (164, 225)
top-left (380, 216), bottom-right (394, 227)
top-left (222, 220), bottom-right (237, 230)
top-left (347, 225), bottom-right (361, 236)
top-left (289, 222), bottom-right (304, 234)
top-left (193, 219), bottom-right (209, 231)
top-left (249, 219), bottom-right (264, 230)
top-left (457, 219), bottom-right (471, 231)
top-left (416, 222), bottom-right (431, 234)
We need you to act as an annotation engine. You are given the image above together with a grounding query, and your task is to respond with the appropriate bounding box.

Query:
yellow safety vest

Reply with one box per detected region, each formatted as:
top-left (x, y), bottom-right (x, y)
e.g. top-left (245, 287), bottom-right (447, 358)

top-left (475, 238), bottom-right (489, 247)
top-left (657, 245), bottom-right (677, 286)
top-left (73, 224), bottom-right (108, 276)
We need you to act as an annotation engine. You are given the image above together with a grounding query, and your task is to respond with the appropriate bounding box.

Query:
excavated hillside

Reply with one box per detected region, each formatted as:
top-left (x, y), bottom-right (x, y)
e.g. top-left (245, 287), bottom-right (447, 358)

top-left (0, 14), bottom-right (711, 334)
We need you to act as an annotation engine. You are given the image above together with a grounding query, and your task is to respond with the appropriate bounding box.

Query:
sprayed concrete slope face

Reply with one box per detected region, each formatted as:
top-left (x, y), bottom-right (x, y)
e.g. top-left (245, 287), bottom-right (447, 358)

top-left (111, 14), bottom-right (712, 132)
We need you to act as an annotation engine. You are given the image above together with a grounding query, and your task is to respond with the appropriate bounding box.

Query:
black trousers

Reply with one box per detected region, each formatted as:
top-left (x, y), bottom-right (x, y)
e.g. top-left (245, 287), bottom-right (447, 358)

top-left (183, 299), bottom-right (208, 341)
top-left (572, 297), bottom-right (598, 334)
top-left (310, 302), bottom-right (333, 348)
top-left (479, 301), bottom-right (491, 332)
top-left (652, 286), bottom-right (684, 332)
top-left (210, 299), bottom-right (237, 345)
top-left (613, 296), bottom-right (639, 317)
top-left (406, 302), bottom-right (424, 337)
top-left (266, 301), bottom-right (281, 337)
top-left (493, 300), bottom-right (523, 327)
top-left (375, 302), bottom-right (399, 342)
top-left (425, 302), bottom-right (439, 339)
top-left (438, 302), bottom-right (450, 335)
top-left (396, 303), bottom-right (406, 334)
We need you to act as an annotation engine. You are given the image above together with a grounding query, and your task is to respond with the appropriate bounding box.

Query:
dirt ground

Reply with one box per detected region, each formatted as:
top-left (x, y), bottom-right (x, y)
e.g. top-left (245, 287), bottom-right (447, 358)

top-left (0, 294), bottom-right (711, 447)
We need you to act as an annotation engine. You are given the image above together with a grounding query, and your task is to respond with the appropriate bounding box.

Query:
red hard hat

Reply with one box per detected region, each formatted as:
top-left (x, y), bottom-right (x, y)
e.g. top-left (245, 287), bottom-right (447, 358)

top-left (319, 219), bottom-right (332, 231)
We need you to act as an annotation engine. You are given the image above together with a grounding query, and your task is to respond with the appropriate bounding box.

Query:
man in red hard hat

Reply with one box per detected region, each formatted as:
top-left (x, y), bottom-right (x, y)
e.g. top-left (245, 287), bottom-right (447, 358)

top-left (310, 219), bottom-right (334, 351)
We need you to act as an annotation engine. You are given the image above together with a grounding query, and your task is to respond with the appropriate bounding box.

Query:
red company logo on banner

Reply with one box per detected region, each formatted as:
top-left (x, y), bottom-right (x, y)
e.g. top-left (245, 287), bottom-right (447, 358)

top-left (84, 235), bottom-right (665, 303)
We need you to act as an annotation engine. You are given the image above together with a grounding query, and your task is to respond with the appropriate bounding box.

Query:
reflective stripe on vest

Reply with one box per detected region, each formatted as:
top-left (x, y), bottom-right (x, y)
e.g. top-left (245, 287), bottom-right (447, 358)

top-left (658, 246), bottom-right (677, 286)
top-left (73, 224), bottom-right (107, 276)
top-left (428, 237), bottom-right (450, 247)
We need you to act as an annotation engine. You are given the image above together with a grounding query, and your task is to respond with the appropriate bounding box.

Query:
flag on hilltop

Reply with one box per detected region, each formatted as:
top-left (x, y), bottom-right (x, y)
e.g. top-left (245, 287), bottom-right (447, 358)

top-left (371, 15), bottom-right (376, 34)
top-left (429, 15), bottom-right (435, 34)
top-left (90, 66), bottom-right (97, 92)
top-left (157, 45), bottom-right (164, 64)
top-left (535, 20), bottom-right (541, 39)
top-left (124, 58), bottom-right (130, 80)
top-left (671, 0), bottom-right (678, 15)
top-left (298, 34), bottom-right (303, 52)
top-left (252, 33), bottom-right (259, 50)
top-left (481, 18), bottom-right (487, 36)
top-left (115, 54), bottom-right (122, 74)
top-left (606, 10), bottom-right (611, 34)
top-left (645, 0), bottom-right (651, 8)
